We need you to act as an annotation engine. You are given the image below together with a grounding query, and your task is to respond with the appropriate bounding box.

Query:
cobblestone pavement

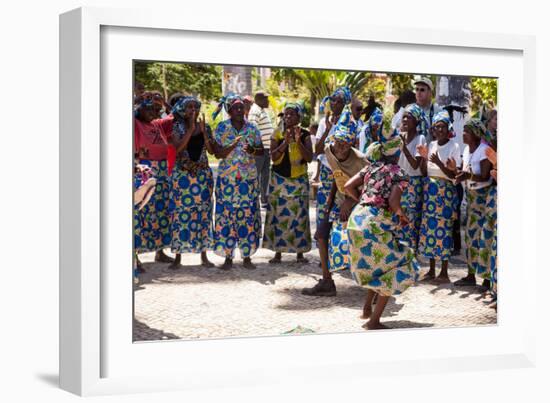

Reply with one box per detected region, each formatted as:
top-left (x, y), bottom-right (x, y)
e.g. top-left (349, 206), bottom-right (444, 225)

top-left (134, 207), bottom-right (496, 342)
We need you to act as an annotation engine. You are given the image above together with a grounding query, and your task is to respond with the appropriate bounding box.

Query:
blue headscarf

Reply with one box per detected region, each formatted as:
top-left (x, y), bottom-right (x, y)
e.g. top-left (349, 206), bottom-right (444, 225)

top-left (171, 96), bottom-right (201, 118)
top-left (403, 103), bottom-right (428, 136)
top-left (171, 96), bottom-right (202, 138)
top-left (360, 107), bottom-right (384, 153)
top-left (432, 110), bottom-right (455, 137)
top-left (332, 109), bottom-right (355, 145)
top-left (320, 86), bottom-right (352, 114)
top-left (134, 98), bottom-right (154, 118)
top-left (211, 92), bottom-right (243, 120)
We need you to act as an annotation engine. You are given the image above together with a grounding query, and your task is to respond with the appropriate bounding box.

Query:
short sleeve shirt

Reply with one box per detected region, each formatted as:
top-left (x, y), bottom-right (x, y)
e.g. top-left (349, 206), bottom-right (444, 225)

top-left (462, 143), bottom-right (493, 190)
top-left (214, 119), bottom-right (262, 181)
top-left (427, 139), bottom-right (462, 180)
top-left (398, 134), bottom-right (426, 177)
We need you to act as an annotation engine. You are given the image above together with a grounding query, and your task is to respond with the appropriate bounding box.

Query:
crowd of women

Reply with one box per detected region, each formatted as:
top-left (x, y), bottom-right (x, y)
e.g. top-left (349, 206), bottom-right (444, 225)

top-left (133, 77), bottom-right (498, 330)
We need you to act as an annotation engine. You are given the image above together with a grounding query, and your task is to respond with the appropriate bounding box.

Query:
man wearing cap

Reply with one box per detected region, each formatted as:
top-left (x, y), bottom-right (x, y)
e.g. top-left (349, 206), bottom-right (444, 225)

top-left (414, 77), bottom-right (441, 143)
top-left (248, 91), bottom-right (274, 207)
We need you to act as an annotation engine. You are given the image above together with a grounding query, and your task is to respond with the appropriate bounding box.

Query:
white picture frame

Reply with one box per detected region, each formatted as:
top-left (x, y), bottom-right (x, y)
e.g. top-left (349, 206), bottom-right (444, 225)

top-left (60, 6), bottom-right (537, 396)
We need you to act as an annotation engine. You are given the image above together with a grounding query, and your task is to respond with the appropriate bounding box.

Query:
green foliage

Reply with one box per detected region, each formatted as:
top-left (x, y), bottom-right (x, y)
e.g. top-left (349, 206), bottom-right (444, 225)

top-left (134, 62), bottom-right (498, 128)
top-left (134, 62), bottom-right (222, 101)
top-left (470, 78), bottom-right (498, 115)
top-left (389, 74), bottom-right (415, 96)
top-left (358, 75), bottom-right (386, 102)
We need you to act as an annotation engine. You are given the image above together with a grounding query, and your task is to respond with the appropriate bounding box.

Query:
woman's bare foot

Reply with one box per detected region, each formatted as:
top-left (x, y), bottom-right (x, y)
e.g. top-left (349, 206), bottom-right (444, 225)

top-left (155, 249), bottom-right (175, 263)
top-left (219, 258), bottom-right (233, 270)
top-left (201, 259), bottom-right (215, 268)
top-left (269, 253), bottom-right (282, 264)
top-left (363, 321), bottom-right (389, 330)
top-left (296, 253), bottom-right (309, 264)
top-left (200, 252), bottom-right (214, 267)
top-left (135, 256), bottom-right (146, 273)
top-left (433, 275), bottom-right (451, 284)
top-left (243, 257), bottom-right (256, 270)
top-left (421, 271), bottom-right (436, 282)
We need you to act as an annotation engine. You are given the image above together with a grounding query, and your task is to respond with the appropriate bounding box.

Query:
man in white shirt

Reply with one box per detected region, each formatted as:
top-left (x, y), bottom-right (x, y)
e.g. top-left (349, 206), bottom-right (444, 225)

top-left (414, 77), bottom-right (441, 143)
top-left (248, 91), bottom-right (274, 207)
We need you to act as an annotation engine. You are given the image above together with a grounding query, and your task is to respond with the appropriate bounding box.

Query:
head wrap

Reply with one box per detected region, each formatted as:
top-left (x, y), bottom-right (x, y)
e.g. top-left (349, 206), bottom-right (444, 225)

top-left (283, 101), bottom-right (305, 118)
top-left (359, 107), bottom-right (384, 153)
top-left (464, 118), bottom-right (488, 140)
top-left (403, 103), bottom-right (428, 136)
top-left (366, 128), bottom-right (403, 162)
top-left (332, 109), bottom-right (356, 145)
top-left (171, 96), bottom-right (202, 139)
top-left (171, 96), bottom-right (201, 118)
top-left (368, 107), bottom-right (384, 127)
top-left (211, 92), bottom-right (244, 120)
top-left (320, 86), bottom-right (352, 114)
top-left (432, 110), bottom-right (455, 138)
top-left (134, 98), bottom-right (154, 118)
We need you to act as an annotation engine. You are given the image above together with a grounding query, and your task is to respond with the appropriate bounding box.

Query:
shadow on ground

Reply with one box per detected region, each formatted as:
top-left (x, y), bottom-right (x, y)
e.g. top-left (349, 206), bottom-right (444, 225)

top-left (133, 318), bottom-right (179, 342)
top-left (135, 253), bottom-right (326, 288)
top-left (380, 320), bottom-right (434, 329)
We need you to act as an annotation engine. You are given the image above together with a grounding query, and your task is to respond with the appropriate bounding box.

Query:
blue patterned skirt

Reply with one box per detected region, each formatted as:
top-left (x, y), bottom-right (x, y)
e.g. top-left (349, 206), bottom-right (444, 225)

top-left (487, 186), bottom-right (497, 296)
top-left (418, 177), bottom-right (458, 261)
top-left (400, 176), bottom-right (425, 251)
top-left (316, 164), bottom-right (334, 226)
top-left (134, 159), bottom-right (172, 253)
top-left (347, 204), bottom-right (420, 296)
top-left (263, 172), bottom-right (311, 253)
top-left (328, 221), bottom-right (351, 272)
top-left (168, 164), bottom-right (214, 254)
top-left (213, 175), bottom-right (261, 258)
top-left (465, 185), bottom-right (497, 279)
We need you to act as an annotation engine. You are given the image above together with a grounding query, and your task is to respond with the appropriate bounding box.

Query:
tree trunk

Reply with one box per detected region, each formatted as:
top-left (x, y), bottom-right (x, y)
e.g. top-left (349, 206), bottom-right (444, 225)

top-left (161, 64), bottom-right (168, 100)
top-left (435, 75), bottom-right (471, 109)
top-left (221, 66), bottom-right (253, 96)
top-left (435, 75), bottom-right (472, 149)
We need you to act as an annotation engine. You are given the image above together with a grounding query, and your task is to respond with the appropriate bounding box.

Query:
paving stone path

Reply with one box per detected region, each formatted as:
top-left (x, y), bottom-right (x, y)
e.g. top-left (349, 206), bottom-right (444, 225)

top-left (134, 208), bottom-right (496, 342)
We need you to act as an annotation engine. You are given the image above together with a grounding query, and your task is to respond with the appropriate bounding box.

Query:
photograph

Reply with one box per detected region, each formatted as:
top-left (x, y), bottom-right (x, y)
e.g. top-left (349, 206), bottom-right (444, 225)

top-left (132, 62), bottom-right (498, 342)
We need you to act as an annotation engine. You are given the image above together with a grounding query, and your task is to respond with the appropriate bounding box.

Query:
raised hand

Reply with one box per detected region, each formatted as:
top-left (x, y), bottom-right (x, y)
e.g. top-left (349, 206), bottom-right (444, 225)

top-left (284, 127), bottom-right (293, 144)
top-left (417, 144), bottom-right (428, 159)
top-left (231, 135), bottom-right (243, 148)
top-left (294, 126), bottom-right (302, 143)
top-left (244, 143), bottom-right (256, 155)
top-left (485, 147), bottom-right (497, 167)
top-left (325, 111), bottom-right (333, 133)
top-left (454, 171), bottom-right (468, 184)
top-left (399, 133), bottom-right (408, 150)
top-left (188, 112), bottom-right (197, 134)
top-left (198, 112), bottom-right (207, 135)
top-left (446, 157), bottom-right (457, 172)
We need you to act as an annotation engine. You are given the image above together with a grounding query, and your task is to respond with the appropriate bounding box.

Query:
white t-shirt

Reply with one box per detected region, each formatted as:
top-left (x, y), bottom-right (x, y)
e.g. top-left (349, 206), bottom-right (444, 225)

top-left (398, 134), bottom-right (426, 177)
top-left (462, 143), bottom-right (493, 190)
top-left (315, 116), bottom-right (338, 169)
top-left (427, 140), bottom-right (462, 180)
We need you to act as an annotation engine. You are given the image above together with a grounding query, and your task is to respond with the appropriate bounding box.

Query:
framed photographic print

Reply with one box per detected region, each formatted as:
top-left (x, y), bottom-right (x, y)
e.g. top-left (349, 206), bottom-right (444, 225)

top-left (60, 6), bottom-right (536, 396)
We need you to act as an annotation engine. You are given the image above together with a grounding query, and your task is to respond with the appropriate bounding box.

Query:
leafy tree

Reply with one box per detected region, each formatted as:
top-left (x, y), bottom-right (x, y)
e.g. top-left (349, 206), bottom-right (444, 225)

top-left (134, 62), bottom-right (222, 101)
top-left (389, 73), bottom-right (415, 97)
top-left (470, 77), bottom-right (498, 114)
